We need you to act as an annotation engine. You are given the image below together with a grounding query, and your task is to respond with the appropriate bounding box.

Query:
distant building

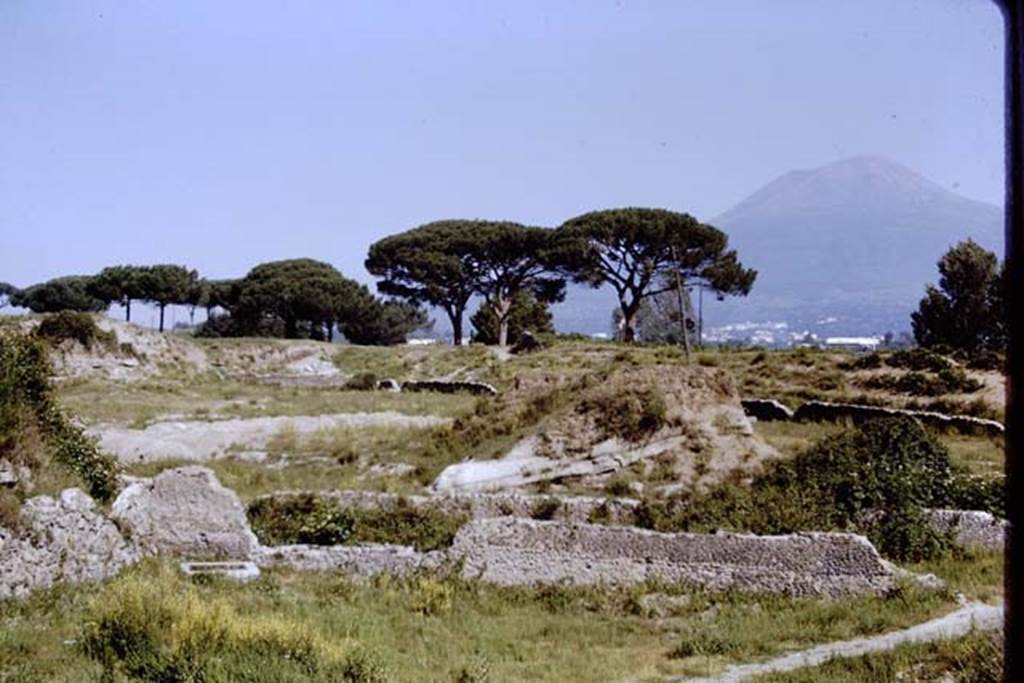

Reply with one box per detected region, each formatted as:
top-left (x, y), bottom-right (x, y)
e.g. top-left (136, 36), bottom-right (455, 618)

top-left (823, 336), bottom-right (882, 352)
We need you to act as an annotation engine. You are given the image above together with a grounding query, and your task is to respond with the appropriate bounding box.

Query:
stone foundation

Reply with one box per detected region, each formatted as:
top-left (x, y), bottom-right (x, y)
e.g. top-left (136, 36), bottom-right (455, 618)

top-left (449, 518), bottom-right (900, 596)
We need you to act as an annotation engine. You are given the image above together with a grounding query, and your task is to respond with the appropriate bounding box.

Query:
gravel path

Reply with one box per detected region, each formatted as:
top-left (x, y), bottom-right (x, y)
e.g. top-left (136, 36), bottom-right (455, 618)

top-left (90, 412), bottom-right (450, 463)
top-left (673, 601), bottom-right (1003, 682)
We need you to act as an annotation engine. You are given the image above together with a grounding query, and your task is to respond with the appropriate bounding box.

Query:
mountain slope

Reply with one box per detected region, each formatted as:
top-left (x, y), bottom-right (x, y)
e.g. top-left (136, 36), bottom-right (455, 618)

top-left (706, 156), bottom-right (1002, 334)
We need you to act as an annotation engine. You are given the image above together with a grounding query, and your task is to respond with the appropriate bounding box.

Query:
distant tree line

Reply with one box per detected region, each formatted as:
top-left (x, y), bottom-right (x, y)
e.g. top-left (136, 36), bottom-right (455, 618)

top-left (3, 260), bottom-right (427, 345)
top-left (4, 206), bottom-right (759, 346)
top-left (367, 208), bottom-right (756, 345)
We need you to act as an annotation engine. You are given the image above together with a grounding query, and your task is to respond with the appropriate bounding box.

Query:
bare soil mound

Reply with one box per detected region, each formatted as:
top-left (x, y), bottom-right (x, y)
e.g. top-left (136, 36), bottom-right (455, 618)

top-left (432, 364), bottom-right (777, 492)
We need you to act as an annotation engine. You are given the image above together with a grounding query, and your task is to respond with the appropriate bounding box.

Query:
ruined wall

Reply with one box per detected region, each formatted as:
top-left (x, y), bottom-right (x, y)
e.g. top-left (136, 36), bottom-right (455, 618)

top-left (0, 489), bottom-right (139, 599)
top-left (449, 518), bottom-right (900, 597)
top-left (738, 398), bottom-right (1004, 437)
top-left (401, 380), bottom-right (498, 396)
top-left (925, 509), bottom-right (1006, 552)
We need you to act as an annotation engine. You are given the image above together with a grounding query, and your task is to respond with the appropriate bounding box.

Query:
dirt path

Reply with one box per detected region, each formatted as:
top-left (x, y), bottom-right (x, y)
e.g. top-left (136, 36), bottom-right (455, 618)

top-left (672, 601), bottom-right (1003, 682)
top-left (90, 413), bottom-right (450, 464)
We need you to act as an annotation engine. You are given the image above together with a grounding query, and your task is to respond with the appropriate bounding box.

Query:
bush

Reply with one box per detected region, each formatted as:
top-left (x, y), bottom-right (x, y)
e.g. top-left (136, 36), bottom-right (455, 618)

top-left (887, 348), bottom-right (952, 373)
top-left (248, 494), bottom-right (354, 546)
top-left (636, 417), bottom-right (1002, 561)
top-left (862, 366), bottom-right (983, 397)
top-left (34, 311), bottom-right (115, 350)
top-left (529, 497), bottom-right (562, 520)
top-left (0, 333), bottom-right (120, 502)
top-left (248, 495), bottom-right (467, 552)
top-left (963, 349), bottom-right (1004, 372)
top-left (348, 499), bottom-right (468, 552)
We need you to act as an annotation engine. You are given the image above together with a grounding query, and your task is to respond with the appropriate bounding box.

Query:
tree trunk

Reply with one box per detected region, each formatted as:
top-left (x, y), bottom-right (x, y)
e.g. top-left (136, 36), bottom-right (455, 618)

top-left (449, 308), bottom-right (464, 346)
top-left (326, 319), bottom-right (334, 343)
top-left (496, 296), bottom-right (513, 347)
top-left (285, 316), bottom-right (297, 339)
top-left (619, 298), bottom-right (640, 343)
top-left (189, 307), bottom-right (195, 326)
top-left (158, 304), bottom-right (166, 332)
top-left (125, 298), bottom-right (131, 322)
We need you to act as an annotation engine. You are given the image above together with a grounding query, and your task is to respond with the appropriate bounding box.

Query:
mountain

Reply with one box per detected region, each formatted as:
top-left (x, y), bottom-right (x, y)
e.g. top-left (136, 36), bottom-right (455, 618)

top-left (552, 156), bottom-right (1003, 340)
top-left (709, 156), bottom-right (1003, 335)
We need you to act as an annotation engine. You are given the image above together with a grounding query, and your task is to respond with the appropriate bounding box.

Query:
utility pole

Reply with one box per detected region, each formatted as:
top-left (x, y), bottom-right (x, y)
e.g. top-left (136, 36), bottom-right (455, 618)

top-left (670, 247), bottom-right (691, 361)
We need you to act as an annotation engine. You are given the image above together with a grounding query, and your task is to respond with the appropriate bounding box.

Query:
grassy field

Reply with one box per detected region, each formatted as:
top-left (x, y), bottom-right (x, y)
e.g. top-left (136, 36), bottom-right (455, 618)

top-left (7, 333), bottom-right (1002, 682)
top-left (59, 377), bottom-right (476, 427)
top-left (0, 552), bottom-right (1001, 683)
top-left (754, 630), bottom-right (1001, 682)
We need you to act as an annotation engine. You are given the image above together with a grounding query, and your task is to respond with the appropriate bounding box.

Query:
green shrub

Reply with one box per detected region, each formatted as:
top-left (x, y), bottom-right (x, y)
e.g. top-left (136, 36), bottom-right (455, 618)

top-left (34, 311), bottom-right (115, 350)
top-left (348, 499), bottom-right (468, 551)
top-left (248, 495), bottom-right (467, 552)
top-left (963, 349), bottom-right (1004, 372)
top-left (844, 352), bottom-right (883, 370)
top-left (862, 366), bottom-right (983, 397)
top-left (887, 348), bottom-right (952, 373)
top-left (0, 333), bottom-right (120, 502)
top-left (248, 494), bottom-right (354, 546)
top-left (635, 418), bottom-right (1002, 561)
top-left (530, 497), bottom-right (562, 520)
top-left (345, 372), bottom-right (379, 391)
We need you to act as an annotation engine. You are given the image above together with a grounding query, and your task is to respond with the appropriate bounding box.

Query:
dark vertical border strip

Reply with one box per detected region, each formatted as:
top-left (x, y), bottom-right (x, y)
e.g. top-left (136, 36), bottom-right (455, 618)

top-left (998, 0), bottom-right (1024, 678)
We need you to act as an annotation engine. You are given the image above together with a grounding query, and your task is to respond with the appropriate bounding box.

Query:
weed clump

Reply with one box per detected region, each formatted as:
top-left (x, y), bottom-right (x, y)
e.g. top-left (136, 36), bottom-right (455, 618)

top-left (79, 565), bottom-right (388, 682)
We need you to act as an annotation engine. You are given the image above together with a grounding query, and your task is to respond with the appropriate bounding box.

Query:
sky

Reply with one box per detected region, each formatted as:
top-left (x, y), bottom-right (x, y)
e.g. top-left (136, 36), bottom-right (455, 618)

top-left (0, 0), bottom-right (1006, 321)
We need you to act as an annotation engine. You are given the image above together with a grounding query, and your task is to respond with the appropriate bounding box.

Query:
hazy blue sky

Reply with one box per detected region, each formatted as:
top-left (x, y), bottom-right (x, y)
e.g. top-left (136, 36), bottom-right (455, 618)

top-left (0, 0), bottom-right (1005, 298)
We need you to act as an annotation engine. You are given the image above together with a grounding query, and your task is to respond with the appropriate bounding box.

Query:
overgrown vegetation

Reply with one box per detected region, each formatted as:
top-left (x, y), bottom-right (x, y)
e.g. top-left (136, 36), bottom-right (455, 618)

top-left (3, 555), bottom-right (991, 683)
top-left (248, 494), bottom-right (468, 551)
top-left (632, 418), bottom-right (1002, 561)
top-left (79, 565), bottom-right (388, 682)
top-left (33, 311), bottom-right (117, 351)
top-left (0, 333), bottom-right (120, 510)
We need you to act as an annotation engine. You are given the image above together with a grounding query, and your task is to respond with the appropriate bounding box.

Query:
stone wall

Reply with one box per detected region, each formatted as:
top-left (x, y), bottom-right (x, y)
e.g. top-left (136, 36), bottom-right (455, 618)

top-left (925, 509), bottom-right (1006, 552)
top-left (738, 398), bottom-right (1004, 437)
top-left (0, 489), bottom-right (139, 600)
top-left (449, 518), bottom-right (900, 597)
top-left (401, 380), bottom-right (498, 396)
top-left (740, 399), bottom-right (794, 421)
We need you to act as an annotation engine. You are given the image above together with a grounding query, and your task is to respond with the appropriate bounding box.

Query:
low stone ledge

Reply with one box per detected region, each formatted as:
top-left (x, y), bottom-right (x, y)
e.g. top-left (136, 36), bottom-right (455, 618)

top-left (925, 509), bottom-right (1006, 552)
top-left (448, 518), bottom-right (900, 597)
top-left (401, 380), bottom-right (498, 396)
top-left (792, 401), bottom-right (1004, 437)
top-left (252, 543), bottom-right (434, 575)
top-left (741, 399), bottom-right (794, 421)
